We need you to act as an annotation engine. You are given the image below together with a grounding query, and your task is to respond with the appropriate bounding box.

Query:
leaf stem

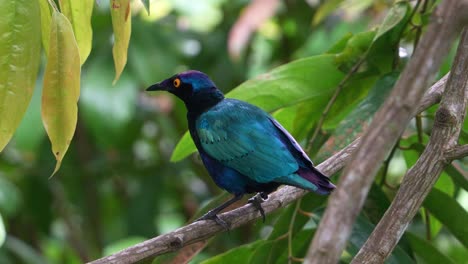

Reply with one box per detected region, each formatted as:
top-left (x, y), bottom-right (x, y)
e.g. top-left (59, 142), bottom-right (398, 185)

top-left (47, 0), bottom-right (59, 12)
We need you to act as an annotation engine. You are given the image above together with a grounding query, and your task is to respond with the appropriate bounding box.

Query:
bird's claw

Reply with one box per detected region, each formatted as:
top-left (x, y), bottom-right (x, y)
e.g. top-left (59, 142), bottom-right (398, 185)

top-left (248, 193), bottom-right (268, 222)
top-left (195, 211), bottom-right (230, 230)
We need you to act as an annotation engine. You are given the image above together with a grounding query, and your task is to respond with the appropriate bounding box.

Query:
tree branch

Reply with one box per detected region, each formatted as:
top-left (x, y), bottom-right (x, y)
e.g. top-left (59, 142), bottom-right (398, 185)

top-left (87, 69), bottom-right (448, 264)
top-left (445, 144), bottom-right (468, 160)
top-left (416, 73), bottom-right (448, 113)
top-left (351, 26), bottom-right (468, 263)
top-left (304, 1), bottom-right (468, 263)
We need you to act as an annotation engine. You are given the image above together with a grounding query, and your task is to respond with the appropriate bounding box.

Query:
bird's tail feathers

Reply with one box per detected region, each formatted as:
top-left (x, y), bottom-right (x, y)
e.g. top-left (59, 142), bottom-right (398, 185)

top-left (297, 167), bottom-right (335, 195)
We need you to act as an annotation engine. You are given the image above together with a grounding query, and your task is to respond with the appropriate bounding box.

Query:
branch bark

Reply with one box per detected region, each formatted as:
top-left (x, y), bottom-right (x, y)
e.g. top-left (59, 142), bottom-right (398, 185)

top-left (304, 1), bottom-right (468, 263)
top-left (351, 26), bottom-right (468, 264)
top-left (87, 70), bottom-right (448, 264)
top-left (445, 144), bottom-right (468, 160)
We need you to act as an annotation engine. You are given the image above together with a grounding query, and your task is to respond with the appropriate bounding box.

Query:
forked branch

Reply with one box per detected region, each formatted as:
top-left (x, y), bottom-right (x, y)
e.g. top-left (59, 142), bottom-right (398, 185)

top-left (304, 1), bottom-right (468, 263)
top-left (352, 27), bottom-right (468, 263)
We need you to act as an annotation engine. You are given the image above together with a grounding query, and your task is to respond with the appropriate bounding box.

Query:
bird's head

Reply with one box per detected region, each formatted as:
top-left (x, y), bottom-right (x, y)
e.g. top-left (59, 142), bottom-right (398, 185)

top-left (147, 70), bottom-right (224, 113)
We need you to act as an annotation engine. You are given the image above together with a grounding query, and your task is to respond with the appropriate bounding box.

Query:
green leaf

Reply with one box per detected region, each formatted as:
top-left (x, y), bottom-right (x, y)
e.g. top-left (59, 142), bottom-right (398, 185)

top-left (292, 31), bottom-right (377, 141)
top-left (41, 11), bottom-right (81, 176)
top-left (228, 55), bottom-right (344, 111)
top-left (111, 0), bottom-right (132, 84)
top-left (445, 165), bottom-right (468, 191)
top-left (373, 2), bottom-right (409, 41)
top-left (201, 240), bottom-right (266, 264)
top-left (275, 229), bottom-right (315, 264)
top-left (348, 216), bottom-right (414, 264)
top-left (58, 0), bottom-right (94, 65)
top-left (322, 73), bottom-right (381, 129)
top-left (326, 33), bottom-right (353, 54)
top-left (316, 72), bottom-right (398, 161)
top-left (293, 71), bottom-right (378, 141)
top-left (426, 172), bottom-right (455, 236)
top-left (423, 189), bottom-right (468, 247)
top-left (401, 134), bottom-right (428, 169)
top-left (38, 0), bottom-right (52, 52)
top-left (170, 132), bottom-right (196, 162)
top-left (461, 115), bottom-right (467, 144)
top-left (324, 74), bottom-right (379, 127)
top-left (400, 135), bottom-right (454, 239)
top-left (296, 4), bottom-right (407, 142)
top-left (333, 31), bottom-right (375, 67)
top-left (363, 183), bottom-right (391, 224)
top-left (367, 1), bottom-right (409, 73)
top-left (406, 232), bottom-right (455, 264)
top-left (247, 240), bottom-right (275, 263)
top-left (272, 105), bottom-right (299, 133)
top-left (0, 0), bottom-right (41, 152)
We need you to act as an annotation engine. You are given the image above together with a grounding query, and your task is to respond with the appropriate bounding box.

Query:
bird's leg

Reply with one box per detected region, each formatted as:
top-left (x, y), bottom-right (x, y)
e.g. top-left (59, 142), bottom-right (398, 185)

top-left (195, 194), bottom-right (243, 230)
top-left (248, 192), bottom-right (269, 222)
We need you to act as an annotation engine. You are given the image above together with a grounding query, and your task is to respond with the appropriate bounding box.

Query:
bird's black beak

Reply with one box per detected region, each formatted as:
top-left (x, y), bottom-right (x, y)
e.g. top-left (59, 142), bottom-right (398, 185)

top-left (146, 83), bottom-right (165, 91)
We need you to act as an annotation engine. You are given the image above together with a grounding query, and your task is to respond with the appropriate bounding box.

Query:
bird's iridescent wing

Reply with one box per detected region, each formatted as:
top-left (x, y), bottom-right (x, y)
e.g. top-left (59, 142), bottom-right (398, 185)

top-left (196, 99), bottom-right (299, 183)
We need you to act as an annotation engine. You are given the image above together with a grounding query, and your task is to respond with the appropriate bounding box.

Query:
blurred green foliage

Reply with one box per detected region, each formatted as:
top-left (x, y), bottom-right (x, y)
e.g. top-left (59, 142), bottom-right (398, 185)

top-left (0, 0), bottom-right (467, 263)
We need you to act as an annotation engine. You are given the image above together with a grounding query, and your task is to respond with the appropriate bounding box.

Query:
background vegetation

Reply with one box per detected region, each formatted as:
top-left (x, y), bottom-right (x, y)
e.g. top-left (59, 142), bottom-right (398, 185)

top-left (0, 0), bottom-right (466, 263)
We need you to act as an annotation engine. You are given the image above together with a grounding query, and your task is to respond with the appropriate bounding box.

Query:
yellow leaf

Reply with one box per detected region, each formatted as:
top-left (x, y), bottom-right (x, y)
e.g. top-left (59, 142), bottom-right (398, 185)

top-left (42, 11), bottom-right (81, 176)
top-left (38, 0), bottom-right (52, 53)
top-left (110, 0), bottom-right (132, 84)
top-left (0, 0), bottom-right (41, 152)
top-left (58, 0), bottom-right (94, 65)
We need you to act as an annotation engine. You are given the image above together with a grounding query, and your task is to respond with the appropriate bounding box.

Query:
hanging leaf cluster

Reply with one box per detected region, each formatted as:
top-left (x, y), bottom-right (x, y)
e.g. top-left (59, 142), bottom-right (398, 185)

top-left (0, 0), bottom-right (136, 175)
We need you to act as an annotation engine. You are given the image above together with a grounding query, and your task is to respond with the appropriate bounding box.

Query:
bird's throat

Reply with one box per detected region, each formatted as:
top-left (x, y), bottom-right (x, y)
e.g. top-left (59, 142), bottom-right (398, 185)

top-left (185, 89), bottom-right (224, 116)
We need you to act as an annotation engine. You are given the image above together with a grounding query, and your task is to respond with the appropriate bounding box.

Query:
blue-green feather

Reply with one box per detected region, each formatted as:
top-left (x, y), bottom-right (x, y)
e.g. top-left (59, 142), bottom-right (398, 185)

top-left (196, 99), bottom-right (299, 183)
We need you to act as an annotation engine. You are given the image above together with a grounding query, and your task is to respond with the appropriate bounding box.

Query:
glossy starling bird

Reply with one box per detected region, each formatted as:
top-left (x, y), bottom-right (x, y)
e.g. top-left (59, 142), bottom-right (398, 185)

top-left (147, 70), bottom-right (335, 228)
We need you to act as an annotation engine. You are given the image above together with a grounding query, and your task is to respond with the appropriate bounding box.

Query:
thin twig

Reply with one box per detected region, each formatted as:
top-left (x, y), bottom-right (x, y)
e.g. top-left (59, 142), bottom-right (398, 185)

top-left (412, 0), bottom-right (430, 49)
top-left (423, 208), bottom-right (432, 241)
top-left (47, 0), bottom-right (59, 12)
top-left (306, 57), bottom-right (366, 152)
top-left (444, 144), bottom-right (468, 160)
top-left (379, 143), bottom-right (399, 188)
top-left (288, 199), bottom-right (302, 264)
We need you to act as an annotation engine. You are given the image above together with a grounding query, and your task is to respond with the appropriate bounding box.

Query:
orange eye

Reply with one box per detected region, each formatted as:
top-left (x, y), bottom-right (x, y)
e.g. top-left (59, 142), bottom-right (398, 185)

top-left (173, 78), bottom-right (181, 88)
